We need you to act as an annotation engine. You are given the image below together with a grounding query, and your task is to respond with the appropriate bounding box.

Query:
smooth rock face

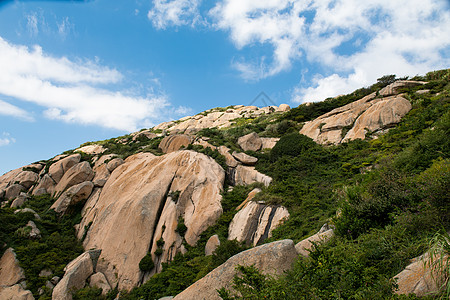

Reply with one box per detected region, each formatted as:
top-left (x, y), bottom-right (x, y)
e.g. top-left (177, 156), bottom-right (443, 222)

top-left (48, 154), bottom-right (81, 184)
top-left (232, 165), bottom-right (272, 187)
top-left (79, 151), bottom-right (225, 290)
top-left (5, 184), bottom-right (25, 200)
top-left (260, 137), bottom-right (279, 149)
top-left (228, 202), bottom-right (289, 246)
top-left (13, 171), bottom-right (39, 189)
top-left (379, 80), bottom-right (426, 96)
top-left (205, 235), bottom-right (221, 256)
top-left (0, 248), bottom-right (26, 287)
top-left (394, 253), bottom-right (447, 297)
top-left (232, 152), bottom-right (258, 166)
top-left (10, 193), bottom-right (29, 208)
top-left (54, 162), bottom-right (94, 196)
top-left (0, 284), bottom-right (34, 300)
top-left (89, 272), bottom-right (111, 295)
top-left (106, 158), bottom-right (124, 172)
top-left (51, 181), bottom-right (94, 214)
top-left (52, 250), bottom-right (100, 300)
top-left (218, 146), bottom-right (239, 168)
top-left (173, 240), bottom-right (298, 300)
top-left (32, 174), bottom-right (56, 196)
top-left (159, 134), bottom-right (193, 153)
top-left (75, 145), bottom-right (105, 155)
top-left (295, 228), bottom-right (334, 257)
top-left (237, 132), bottom-right (262, 152)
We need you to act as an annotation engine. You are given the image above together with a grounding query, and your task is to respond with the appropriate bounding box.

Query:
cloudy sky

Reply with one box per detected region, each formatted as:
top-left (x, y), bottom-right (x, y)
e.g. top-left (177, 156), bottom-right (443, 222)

top-left (0, 0), bottom-right (449, 175)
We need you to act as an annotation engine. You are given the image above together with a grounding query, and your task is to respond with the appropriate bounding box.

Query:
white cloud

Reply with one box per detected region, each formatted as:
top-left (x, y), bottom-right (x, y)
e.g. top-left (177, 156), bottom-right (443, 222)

top-left (26, 12), bottom-right (39, 36)
top-left (57, 17), bottom-right (74, 39)
top-left (0, 37), bottom-right (183, 131)
top-left (0, 132), bottom-right (16, 147)
top-left (148, 0), bottom-right (205, 29)
top-left (0, 99), bottom-right (34, 121)
top-left (208, 0), bottom-right (450, 100)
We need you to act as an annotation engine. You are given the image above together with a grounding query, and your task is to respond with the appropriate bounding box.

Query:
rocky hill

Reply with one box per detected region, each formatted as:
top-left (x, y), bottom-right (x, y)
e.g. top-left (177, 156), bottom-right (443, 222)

top-left (0, 69), bottom-right (449, 300)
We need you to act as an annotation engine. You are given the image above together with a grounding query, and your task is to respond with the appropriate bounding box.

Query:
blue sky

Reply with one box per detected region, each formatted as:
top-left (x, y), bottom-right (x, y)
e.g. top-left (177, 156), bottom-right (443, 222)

top-left (0, 0), bottom-right (449, 175)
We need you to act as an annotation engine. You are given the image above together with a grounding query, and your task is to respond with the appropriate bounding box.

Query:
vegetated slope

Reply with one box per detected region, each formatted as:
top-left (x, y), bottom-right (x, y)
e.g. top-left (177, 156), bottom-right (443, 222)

top-left (0, 69), bottom-right (448, 300)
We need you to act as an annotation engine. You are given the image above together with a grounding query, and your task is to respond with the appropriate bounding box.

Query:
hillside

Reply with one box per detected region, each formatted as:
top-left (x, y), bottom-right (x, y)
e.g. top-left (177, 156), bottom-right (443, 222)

top-left (0, 69), bottom-right (449, 300)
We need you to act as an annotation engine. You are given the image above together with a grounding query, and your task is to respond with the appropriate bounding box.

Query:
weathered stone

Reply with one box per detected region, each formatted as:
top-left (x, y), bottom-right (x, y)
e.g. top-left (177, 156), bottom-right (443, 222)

top-left (295, 227), bottom-right (334, 257)
top-left (48, 154), bottom-right (81, 184)
top-left (232, 152), bottom-right (258, 166)
top-left (79, 151), bottom-right (225, 290)
top-left (54, 162), bottom-right (94, 196)
top-left (14, 208), bottom-right (41, 220)
top-left (14, 171), bottom-right (39, 189)
top-left (5, 184), bottom-right (25, 200)
top-left (237, 132), bottom-right (262, 152)
top-left (260, 137), bottom-right (279, 149)
top-left (51, 276), bottom-right (60, 285)
top-left (92, 164), bottom-right (110, 187)
top-left (52, 249), bottom-right (100, 300)
top-left (132, 130), bottom-right (158, 141)
top-left (379, 80), bottom-right (426, 96)
top-left (10, 193), bottom-right (29, 208)
top-left (232, 165), bottom-right (272, 187)
top-left (26, 221), bottom-right (41, 239)
top-left (51, 181), bottom-right (94, 214)
top-left (106, 158), bottom-right (124, 172)
top-left (75, 145), bottom-right (105, 155)
top-left (0, 189), bottom-right (4, 199)
top-left (0, 168), bottom-right (23, 190)
top-left (32, 174), bottom-right (56, 196)
top-left (173, 240), bottom-right (297, 300)
top-left (39, 269), bottom-right (53, 277)
top-left (229, 201), bottom-right (289, 246)
top-left (218, 146), bottom-right (239, 168)
top-left (0, 284), bottom-right (34, 300)
top-left (277, 104), bottom-right (291, 112)
top-left (394, 252), bottom-right (447, 297)
top-left (159, 134), bottom-right (193, 153)
top-left (89, 272), bottom-right (111, 295)
top-left (0, 248), bottom-right (25, 286)
top-left (205, 235), bottom-right (220, 256)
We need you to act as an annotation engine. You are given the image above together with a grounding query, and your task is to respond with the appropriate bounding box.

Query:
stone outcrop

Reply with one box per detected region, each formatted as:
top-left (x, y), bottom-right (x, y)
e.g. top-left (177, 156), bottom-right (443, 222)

top-left (159, 134), bottom-right (193, 153)
top-left (228, 201), bottom-right (289, 246)
top-left (260, 137), bottom-right (279, 149)
top-left (237, 132), bottom-right (262, 152)
top-left (10, 193), bottom-right (29, 208)
top-left (394, 252), bottom-right (448, 297)
top-left (295, 224), bottom-right (334, 257)
top-left (300, 91), bottom-right (413, 144)
top-left (0, 248), bottom-right (26, 287)
top-left (13, 171), bottom-right (38, 189)
top-left (14, 208), bottom-right (41, 220)
top-left (205, 235), bottom-right (220, 256)
top-left (231, 165), bottom-right (272, 187)
top-left (48, 154), bottom-right (81, 184)
top-left (51, 181), bottom-right (94, 214)
top-left (78, 151), bottom-right (225, 290)
top-left (0, 284), bottom-right (34, 300)
top-left (32, 174), bottom-right (56, 196)
top-left (5, 184), bottom-right (25, 200)
top-left (232, 152), bottom-right (258, 166)
top-left (379, 80), bottom-right (426, 97)
top-left (218, 146), bottom-right (239, 168)
top-left (173, 240), bottom-right (297, 300)
top-left (89, 272), bottom-right (111, 295)
top-left (153, 105), bottom-right (290, 135)
top-left (26, 220), bottom-right (41, 239)
top-left (54, 162), bottom-right (94, 196)
top-left (52, 249), bottom-right (101, 300)
top-left (75, 145), bottom-right (105, 155)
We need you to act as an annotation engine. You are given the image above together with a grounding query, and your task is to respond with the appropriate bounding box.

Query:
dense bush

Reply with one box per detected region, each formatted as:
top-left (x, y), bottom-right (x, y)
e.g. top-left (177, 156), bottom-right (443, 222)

top-left (139, 253), bottom-right (155, 272)
top-left (270, 132), bottom-right (317, 161)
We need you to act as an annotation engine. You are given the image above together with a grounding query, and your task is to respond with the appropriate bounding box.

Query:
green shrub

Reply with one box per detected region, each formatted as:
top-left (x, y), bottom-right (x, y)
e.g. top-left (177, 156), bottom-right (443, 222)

top-left (270, 133), bottom-right (317, 161)
top-left (176, 217), bottom-right (188, 237)
top-left (139, 253), bottom-right (155, 272)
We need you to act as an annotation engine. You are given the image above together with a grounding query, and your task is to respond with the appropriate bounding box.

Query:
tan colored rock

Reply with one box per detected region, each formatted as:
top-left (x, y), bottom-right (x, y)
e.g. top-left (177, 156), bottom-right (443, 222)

top-left (173, 240), bottom-right (297, 300)
top-left (295, 227), bottom-right (334, 257)
top-left (0, 168), bottom-right (22, 190)
top-left (5, 184), bottom-right (25, 200)
top-left (379, 80), bottom-right (426, 96)
top-left (10, 193), bottom-right (29, 208)
top-left (343, 96), bottom-right (412, 142)
top-left (0, 248), bottom-right (25, 286)
top-left (13, 171), bottom-right (39, 189)
top-left (0, 284), bottom-right (34, 300)
top-left (159, 134), bottom-right (193, 153)
top-left (132, 129), bottom-right (158, 141)
top-left (75, 145), bottom-right (105, 155)
top-left (394, 252), bottom-right (447, 297)
top-left (23, 163), bottom-right (44, 172)
top-left (236, 188), bottom-right (261, 211)
top-left (80, 151), bottom-right (225, 290)
top-left (26, 220), bottom-right (41, 239)
top-left (233, 165), bottom-right (272, 187)
top-left (237, 132), bottom-right (262, 152)
top-left (277, 104), bottom-right (291, 112)
top-left (260, 137), bottom-right (279, 149)
top-left (92, 164), bottom-right (110, 187)
top-left (232, 152), bottom-right (258, 166)
top-left (229, 202), bottom-right (289, 246)
top-left (218, 146), bottom-right (239, 168)
top-left (52, 249), bottom-right (101, 300)
top-left (32, 174), bottom-right (56, 196)
top-left (54, 162), bottom-right (94, 196)
top-left (51, 181), bottom-right (94, 214)
top-left (14, 208), bottom-right (41, 220)
top-left (106, 158), bottom-right (124, 172)
top-left (48, 154), bottom-right (81, 184)
top-left (89, 272), bottom-right (111, 295)
top-left (205, 235), bottom-right (220, 256)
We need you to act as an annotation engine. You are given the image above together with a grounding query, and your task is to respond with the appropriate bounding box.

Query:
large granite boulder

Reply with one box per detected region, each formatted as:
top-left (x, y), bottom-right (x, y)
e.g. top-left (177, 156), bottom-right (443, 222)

top-left (232, 152), bottom-right (258, 166)
top-left (237, 132), bottom-right (262, 152)
top-left (54, 162), bottom-right (94, 196)
top-left (48, 154), bottom-right (81, 184)
top-left (379, 80), bottom-right (426, 97)
top-left (0, 284), bottom-right (34, 300)
top-left (79, 151), bottom-right (225, 290)
top-left (0, 248), bottom-right (25, 287)
top-left (51, 181), bottom-right (94, 214)
top-left (173, 240), bottom-right (298, 300)
top-left (295, 224), bottom-right (334, 257)
top-left (159, 134), bottom-right (193, 153)
top-left (232, 165), bottom-right (272, 187)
